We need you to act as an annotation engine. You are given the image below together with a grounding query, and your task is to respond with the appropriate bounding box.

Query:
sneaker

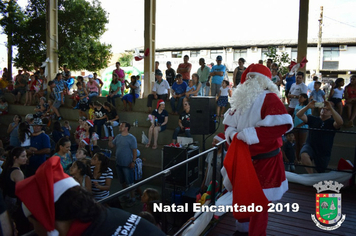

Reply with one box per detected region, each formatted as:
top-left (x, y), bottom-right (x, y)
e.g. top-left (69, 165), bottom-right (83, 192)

top-left (102, 137), bottom-right (108, 140)
top-left (57, 116), bottom-right (62, 121)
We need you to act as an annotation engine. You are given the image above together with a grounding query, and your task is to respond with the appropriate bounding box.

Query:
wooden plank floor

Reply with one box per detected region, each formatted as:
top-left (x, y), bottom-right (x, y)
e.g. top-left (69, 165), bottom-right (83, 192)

top-left (207, 183), bottom-right (356, 236)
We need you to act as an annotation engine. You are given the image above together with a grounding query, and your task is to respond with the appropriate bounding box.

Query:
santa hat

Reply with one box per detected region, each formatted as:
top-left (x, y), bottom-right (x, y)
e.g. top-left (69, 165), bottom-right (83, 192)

top-left (81, 138), bottom-right (90, 145)
top-left (86, 120), bottom-right (94, 127)
top-left (156, 99), bottom-right (165, 109)
top-left (240, 64), bottom-right (271, 84)
top-left (15, 156), bottom-right (79, 236)
top-left (214, 132), bottom-right (229, 150)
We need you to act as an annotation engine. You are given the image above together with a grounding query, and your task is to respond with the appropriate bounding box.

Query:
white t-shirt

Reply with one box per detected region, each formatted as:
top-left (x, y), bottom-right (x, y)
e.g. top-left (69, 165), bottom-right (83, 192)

top-left (220, 87), bottom-right (230, 96)
top-left (152, 80), bottom-right (170, 95)
top-left (134, 81), bottom-right (141, 95)
top-left (332, 88), bottom-right (344, 99)
top-left (289, 83), bottom-right (308, 108)
top-left (21, 133), bottom-right (31, 147)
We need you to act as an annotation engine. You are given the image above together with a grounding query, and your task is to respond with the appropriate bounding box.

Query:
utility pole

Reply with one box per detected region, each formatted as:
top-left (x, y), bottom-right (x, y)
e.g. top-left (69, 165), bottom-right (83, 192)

top-left (316, 6), bottom-right (323, 75)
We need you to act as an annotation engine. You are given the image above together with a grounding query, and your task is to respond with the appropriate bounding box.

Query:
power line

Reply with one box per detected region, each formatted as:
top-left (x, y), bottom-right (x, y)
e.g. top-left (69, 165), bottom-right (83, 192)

top-left (324, 16), bottom-right (356, 28)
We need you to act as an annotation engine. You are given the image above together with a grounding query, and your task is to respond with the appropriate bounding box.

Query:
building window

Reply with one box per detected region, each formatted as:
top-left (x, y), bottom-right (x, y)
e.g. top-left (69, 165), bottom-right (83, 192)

top-left (234, 49), bottom-right (247, 61)
top-left (323, 47), bottom-right (339, 69)
top-left (210, 50), bottom-right (224, 60)
top-left (291, 48), bottom-right (298, 61)
top-left (172, 51), bottom-right (182, 58)
top-left (155, 53), bottom-right (166, 59)
top-left (261, 48), bottom-right (269, 61)
top-left (190, 50), bottom-right (200, 58)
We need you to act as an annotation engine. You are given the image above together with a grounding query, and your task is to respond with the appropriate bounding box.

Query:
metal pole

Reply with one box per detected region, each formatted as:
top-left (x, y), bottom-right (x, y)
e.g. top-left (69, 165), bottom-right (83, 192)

top-left (211, 147), bottom-right (217, 205)
top-left (316, 6), bottom-right (323, 75)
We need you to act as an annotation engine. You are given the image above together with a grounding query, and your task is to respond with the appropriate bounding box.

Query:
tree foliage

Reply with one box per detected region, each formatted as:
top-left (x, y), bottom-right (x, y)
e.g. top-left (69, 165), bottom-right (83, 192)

top-left (118, 53), bottom-right (133, 67)
top-left (264, 46), bottom-right (292, 75)
top-left (12, 0), bottom-right (112, 71)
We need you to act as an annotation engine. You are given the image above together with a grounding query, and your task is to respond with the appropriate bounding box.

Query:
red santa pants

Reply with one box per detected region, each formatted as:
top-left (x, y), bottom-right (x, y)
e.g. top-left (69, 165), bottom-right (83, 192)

top-left (249, 206), bottom-right (268, 236)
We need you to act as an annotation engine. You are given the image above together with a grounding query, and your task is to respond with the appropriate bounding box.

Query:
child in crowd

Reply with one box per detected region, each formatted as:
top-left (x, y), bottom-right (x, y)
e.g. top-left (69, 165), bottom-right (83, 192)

top-left (34, 97), bottom-right (48, 118)
top-left (63, 120), bottom-right (71, 131)
top-left (328, 78), bottom-right (344, 116)
top-left (75, 81), bottom-right (89, 118)
top-left (52, 121), bottom-right (70, 143)
top-left (141, 188), bottom-right (160, 212)
top-left (271, 68), bottom-right (281, 87)
top-left (75, 148), bottom-right (89, 160)
top-left (310, 81), bottom-right (326, 113)
top-left (75, 117), bottom-right (86, 146)
top-left (282, 132), bottom-right (296, 172)
top-left (122, 75), bottom-right (141, 111)
top-left (48, 81), bottom-right (63, 120)
top-left (293, 93), bottom-right (310, 159)
top-left (70, 159), bottom-right (92, 192)
top-left (0, 97), bottom-right (8, 115)
top-left (184, 80), bottom-right (196, 99)
top-left (216, 80), bottom-right (231, 117)
top-left (88, 102), bottom-right (95, 120)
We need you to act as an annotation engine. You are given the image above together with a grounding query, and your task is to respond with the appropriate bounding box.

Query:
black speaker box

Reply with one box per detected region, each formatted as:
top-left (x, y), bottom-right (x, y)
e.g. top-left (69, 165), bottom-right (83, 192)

top-left (162, 146), bottom-right (199, 187)
top-left (190, 96), bottom-right (216, 135)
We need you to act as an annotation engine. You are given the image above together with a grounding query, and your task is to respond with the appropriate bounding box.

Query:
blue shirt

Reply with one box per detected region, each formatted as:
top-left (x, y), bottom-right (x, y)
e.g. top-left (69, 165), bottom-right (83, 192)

top-left (113, 134), bottom-right (137, 167)
top-left (54, 79), bottom-right (66, 91)
top-left (172, 81), bottom-right (188, 95)
top-left (310, 89), bottom-right (325, 102)
top-left (211, 64), bottom-right (226, 84)
top-left (294, 104), bottom-right (311, 128)
top-left (30, 133), bottom-right (50, 169)
top-left (285, 74), bottom-right (296, 90)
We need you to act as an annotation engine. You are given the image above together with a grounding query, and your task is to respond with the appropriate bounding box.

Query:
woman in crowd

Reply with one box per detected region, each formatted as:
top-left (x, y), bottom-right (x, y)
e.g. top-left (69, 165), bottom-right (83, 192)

top-left (86, 74), bottom-right (100, 103)
top-left (172, 101), bottom-right (191, 143)
top-left (93, 101), bottom-right (108, 139)
top-left (345, 75), bottom-right (356, 127)
top-left (54, 137), bottom-right (73, 174)
top-left (90, 152), bottom-right (113, 200)
top-left (146, 99), bottom-right (168, 149)
top-left (232, 58), bottom-right (246, 87)
top-left (52, 121), bottom-right (70, 143)
top-left (106, 73), bottom-right (122, 106)
top-left (113, 61), bottom-right (126, 95)
top-left (76, 81), bottom-right (89, 118)
top-left (122, 75), bottom-right (141, 111)
top-left (79, 119), bottom-right (98, 149)
top-left (7, 115), bottom-right (22, 147)
top-left (70, 159), bottom-right (92, 192)
top-left (103, 102), bottom-right (119, 138)
top-left (18, 122), bottom-right (31, 148)
top-left (328, 78), bottom-right (344, 116)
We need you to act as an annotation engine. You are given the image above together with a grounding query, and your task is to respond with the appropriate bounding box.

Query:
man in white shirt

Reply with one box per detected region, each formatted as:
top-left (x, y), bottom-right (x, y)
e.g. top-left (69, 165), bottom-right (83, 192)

top-left (146, 71), bottom-right (170, 113)
top-left (288, 71), bottom-right (308, 116)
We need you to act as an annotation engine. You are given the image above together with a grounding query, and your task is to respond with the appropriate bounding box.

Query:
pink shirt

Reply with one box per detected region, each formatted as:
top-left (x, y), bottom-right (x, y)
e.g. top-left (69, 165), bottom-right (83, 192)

top-left (114, 69), bottom-right (125, 94)
top-left (86, 81), bottom-right (99, 93)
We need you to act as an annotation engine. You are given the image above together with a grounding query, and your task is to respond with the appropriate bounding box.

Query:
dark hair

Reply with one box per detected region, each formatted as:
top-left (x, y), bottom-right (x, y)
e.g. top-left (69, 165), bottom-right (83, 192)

top-left (184, 55), bottom-right (189, 58)
top-left (53, 121), bottom-right (63, 132)
top-left (296, 71), bottom-right (304, 77)
top-left (15, 114), bottom-right (22, 123)
top-left (48, 81), bottom-right (54, 86)
top-left (103, 101), bottom-right (115, 111)
top-left (239, 58), bottom-right (246, 63)
top-left (56, 73), bottom-right (62, 79)
top-left (89, 101), bottom-right (95, 107)
top-left (18, 122), bottom-right (31, 143)
top-left (76, 82), bottom-right (82, 87)
top-left (0, 97), bottom-right (6, 103)
top-left (144, 188), bottom-right (160, 202)
top-left (138, 212), bottom-right (156, 225)
top-left (299, 93), bottom-right (308, 106)
top-left (77, 76), bottom-right (84, 82)
top-left (116, 62), bottom-right (121, 65)
top-left (55, 137), bottom-right (71, 153)
top-left (121, 121), bottom-right (131, 132)
top-left (93, 101), bottom-right (102, 107)
top-left (55, 186), bottom-right (103, 221)
top-left (0, 147), bottom-right (26, 189)
top-left (223, 80), bottom-right (229, 86)
top-left (175, 73), bottom-right (182, 79)
top-left (78, 148), bottom-right (88, 157)
top-left (313, 76), bottom-right (318, 81)
top-left (73, 160), bottom-right (92, 178)
top-left (314, 81), bottom-right (322, 86)
top-left (267, 59), bottom-right (273, 63)
top-left (130, 75), bottom-right (138, 103)
top-left (94, 152), bottom-right (109, 174)
top-left (335, 78), bottom-right (344, 88)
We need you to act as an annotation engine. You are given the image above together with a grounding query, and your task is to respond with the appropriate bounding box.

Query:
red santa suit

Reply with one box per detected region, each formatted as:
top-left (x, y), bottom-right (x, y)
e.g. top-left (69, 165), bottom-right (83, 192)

top-left (221, 64), bottom-right (293, 235)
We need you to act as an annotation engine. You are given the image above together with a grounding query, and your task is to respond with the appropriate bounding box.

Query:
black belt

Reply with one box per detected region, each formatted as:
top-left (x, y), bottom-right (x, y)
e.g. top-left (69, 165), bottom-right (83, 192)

top-left (252, 148), bottom-right (280, 160)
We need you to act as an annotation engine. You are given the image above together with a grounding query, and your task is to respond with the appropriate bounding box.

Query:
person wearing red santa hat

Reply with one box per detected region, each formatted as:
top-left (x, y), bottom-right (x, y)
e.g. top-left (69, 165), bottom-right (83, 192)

top-left (222, 63), bottom-right (293, 235)
top-left (15, 156), bottom-right (165, 236)
top-left (79, 120), bottom-right (99, 149)
top-left (146, 99), bottom-right (168, 149)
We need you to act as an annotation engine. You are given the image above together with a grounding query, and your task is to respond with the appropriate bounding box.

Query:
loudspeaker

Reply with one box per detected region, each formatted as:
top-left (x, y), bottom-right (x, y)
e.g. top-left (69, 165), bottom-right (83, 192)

top-left (162, 146), bottom-right (199, 187)
top-left (190, 96), bottom-right (216, 135)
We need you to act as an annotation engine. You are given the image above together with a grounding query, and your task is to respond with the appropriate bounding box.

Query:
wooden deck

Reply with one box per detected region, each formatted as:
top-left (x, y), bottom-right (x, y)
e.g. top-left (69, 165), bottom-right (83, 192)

top-left (207, 183), bottom-right (356, 236)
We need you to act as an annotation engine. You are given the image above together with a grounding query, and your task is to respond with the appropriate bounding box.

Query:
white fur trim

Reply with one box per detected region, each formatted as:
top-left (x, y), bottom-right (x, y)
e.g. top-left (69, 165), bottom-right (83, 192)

top-left (263, 179), bottom-right (288, 201)
top-left (225, 127), bottom-right (237, 145)
top-left (53, 177), bottom-right (80, 202)
top-left (220, 166), bottom-right (233, 192)
top-left (246, 72), bottom-right (270, 82)
top-left (47, 229), bottom-right (59, 236)
top-left (235, 220), bottom-right (250, 233)
top-left (256, 114), bottom-right (294, 132)
top-left (237, 127), bottom-right (259, 145)
top-left (214, 135), bottom-right (224, 142)
top-left (81, 139), bottom-right (89, 145)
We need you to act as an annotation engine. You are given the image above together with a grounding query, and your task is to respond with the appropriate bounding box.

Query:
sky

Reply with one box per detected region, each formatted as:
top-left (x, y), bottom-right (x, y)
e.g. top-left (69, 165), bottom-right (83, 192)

top-left (0, 0), bottom-right (355, 68)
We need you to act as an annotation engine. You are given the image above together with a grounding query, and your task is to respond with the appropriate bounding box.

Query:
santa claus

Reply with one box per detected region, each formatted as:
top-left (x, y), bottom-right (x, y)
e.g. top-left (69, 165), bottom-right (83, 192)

top-left (222, 64), bottom-right (293, 235)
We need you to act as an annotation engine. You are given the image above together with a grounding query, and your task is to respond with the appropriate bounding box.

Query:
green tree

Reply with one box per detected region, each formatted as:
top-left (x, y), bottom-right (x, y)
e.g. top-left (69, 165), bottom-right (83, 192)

top-left (12, 0), bottom-right (112, 71)
top-left (0, 0), bottom-right (25, 78)
top-left (118, 53), bottom-right (133, 67)
top-left (264, 46), bottom-right (292, 76)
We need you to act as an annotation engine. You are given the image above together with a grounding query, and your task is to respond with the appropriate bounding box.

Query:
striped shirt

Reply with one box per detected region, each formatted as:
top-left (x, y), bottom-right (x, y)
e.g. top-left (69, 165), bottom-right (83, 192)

top-left (91, 166), bottom-right (113, 200)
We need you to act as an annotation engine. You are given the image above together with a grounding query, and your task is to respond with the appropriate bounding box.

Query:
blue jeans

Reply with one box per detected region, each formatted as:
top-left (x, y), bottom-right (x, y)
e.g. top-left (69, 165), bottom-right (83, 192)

top-left (104, 121), bottom-right (119, 137)
top-left (94, 119), bottom-right (106, 138)
top-left (116, 165), bottom-right (134, 185)
top-left (107, 94), bottom-right (121, 106)
top-left (88, 92), bottom-right (98, 103)
top-left (200, 82), bottom-right (210, 96)
top-left (170, 96), bottom-right (185, 113)
top-left (172, 126), bottom-right (191, 140)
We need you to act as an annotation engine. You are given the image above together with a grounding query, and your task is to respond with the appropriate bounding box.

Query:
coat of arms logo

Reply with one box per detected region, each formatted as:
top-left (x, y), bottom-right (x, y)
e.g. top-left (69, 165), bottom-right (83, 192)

top-left (311, 180), bottom-right (346, 230)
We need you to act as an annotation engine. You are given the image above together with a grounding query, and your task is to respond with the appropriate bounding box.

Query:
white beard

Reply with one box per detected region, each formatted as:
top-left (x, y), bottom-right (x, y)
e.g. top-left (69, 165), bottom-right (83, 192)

top-left (230, 75), bottom-right (280, 115)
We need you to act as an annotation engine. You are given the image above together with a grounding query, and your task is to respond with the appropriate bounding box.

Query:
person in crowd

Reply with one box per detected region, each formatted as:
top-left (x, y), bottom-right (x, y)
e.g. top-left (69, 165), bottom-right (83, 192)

top-left (27, 118), bottom-right (51, 176)
top-left (197, 58), bottom-right (211, 96)
top-left (310, 81), bottom-right (326, 103)
top-left (7, 115), bottom-right (22, 147)
top-left (75, 148), bottom-right (89, 161)
top-left (282, 67), bottom-right (296, 105)
top-left (53, 72), bottom-right (67, 94)
top-left (18, 122), bottom-right (31, 148)
top-left (297, 100), bottom-right (343, 173)
top-left (209, 55), bottom-right (226, 96)
top-left (177, 55), bottom-right (192, 84)
top-left (232, 58), bottom-right (246, 87)
top-left (86, 74), bottom-right (100, 103)
top-left (146, 100), bottom-right (168, 149)
top-left (25, 113), bottom-right (34, 133)
top-left (307, 76), bottom-right (318, 97)
top-left (24, 74), bottom-right (36, 106)
top-left (165, 61), bottom-right (176, 87)
top-left (172, 101), bottom-right (191, 144)
top-left (52, 121), bottom-right (70, 143)
top-left (34, 97), bottom-right (48, 118)
top-left (54, 137), bottom-right (73, 174)
top-left (70, 159), bottom-right (92, 192)
top-left (15, 156), bottom-right (165, 236)
top-left (122, 75), bottom-right (141, 111)
top-left (0, 97), bottom-right (8, 115)
top-left (75, 81), bottom-right (89, 118)
top-left (88, 101), bottom-right (95, 120)
top-left (113, 62), bottom-right (126, 95)
top-left (48, 80), bottom-right (63, 121)
top-left (328, 78), bottom-right (344, 116)
top-left (12, 70), bottom-right (27, 104)
top-left (62, 65), bottom-right (74, 91)
top-left (93, 101), bottom-right (108, 139)
top-left (293, 93), bottom-right (311, 159)
top-left (266, 58), bottom-right (273, 70)
top-left (155, 61), bottom-right (160, 76)
top-left (45, 99), bottom-right (61, 122)
top-left (93, 73), bottom-right (104, 96)
top-left (38, 67), bottom-right (48, 97)
top-left (146, 71), bottom-right (170, 113)
top-left (79, 119), bottom-right (99, 149)
top-left (344, 75), bottom-right (356, 127)
top-left (183, 79), bottom-right (196, 102)
top-left (170, 73), bottom-right (187, 115)
top-left (103, 102), bottom-right (119, 138)
top-left (0, 147), bottom-right (27, 216)
top-left (282, 132), bottom-right (296, 172)
top-left (75, 117), bottom-right (86, 146)
top-left (216, 80), bottom-right (232, 117)
top-left (108, 122), bottom-right (137, 207)
top-left (288, 71), bottom-right (308, 116)
top-left (271, 68), bottom-right (280, 86)
top-left (189, 73), bottom-right (202, 97)
top-left (141, 188), bottom-right (160, 212)
top-left (107, 73), bottom-right (122, 106)
top-left (91, 152), bottom-right (113, 200)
